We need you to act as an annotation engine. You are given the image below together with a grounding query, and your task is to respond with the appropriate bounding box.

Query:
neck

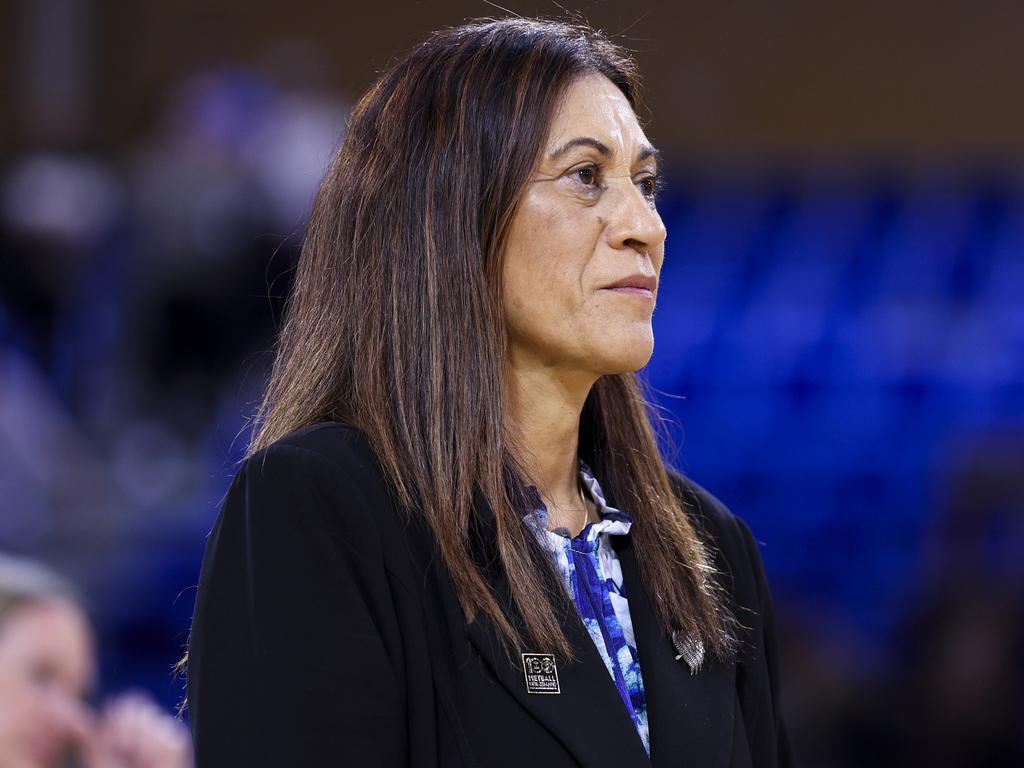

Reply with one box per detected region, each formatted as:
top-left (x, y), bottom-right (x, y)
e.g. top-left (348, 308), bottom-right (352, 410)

top-left (505, 350), bottom-right (597, 528)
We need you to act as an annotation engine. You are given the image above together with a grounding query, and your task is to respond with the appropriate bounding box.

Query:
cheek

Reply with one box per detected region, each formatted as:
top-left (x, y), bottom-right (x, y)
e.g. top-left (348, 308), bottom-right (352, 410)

top-left (504, 253), bottom-right (583, 347)
top-left (0, 663), bottom-right (46, 743)
top-left (504, 197), bottom-right (599, 311)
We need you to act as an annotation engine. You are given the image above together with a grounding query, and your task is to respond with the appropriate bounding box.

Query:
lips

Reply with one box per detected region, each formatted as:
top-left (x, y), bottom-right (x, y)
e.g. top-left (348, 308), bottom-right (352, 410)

top-left (601, 274), bottom-right (657, 296)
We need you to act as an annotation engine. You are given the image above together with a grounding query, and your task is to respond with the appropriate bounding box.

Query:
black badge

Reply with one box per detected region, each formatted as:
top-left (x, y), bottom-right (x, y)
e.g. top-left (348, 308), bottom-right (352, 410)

top-left (521, 653), bottom-right (560, 694)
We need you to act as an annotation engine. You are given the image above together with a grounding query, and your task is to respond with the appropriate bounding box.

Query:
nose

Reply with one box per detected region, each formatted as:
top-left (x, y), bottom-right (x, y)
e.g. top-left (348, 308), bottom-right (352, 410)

top-left (604, 180), bottom-right (667, 258)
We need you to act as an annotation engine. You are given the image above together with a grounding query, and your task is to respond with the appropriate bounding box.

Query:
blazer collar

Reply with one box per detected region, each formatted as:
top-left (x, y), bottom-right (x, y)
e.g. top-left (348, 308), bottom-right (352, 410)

top-left (466, 487), bottom-right (737, 768)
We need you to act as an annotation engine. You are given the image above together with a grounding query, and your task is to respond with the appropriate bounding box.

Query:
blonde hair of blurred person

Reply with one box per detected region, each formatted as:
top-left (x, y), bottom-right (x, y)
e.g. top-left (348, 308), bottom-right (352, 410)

top-left (0, 555), bottom-right (192, 768)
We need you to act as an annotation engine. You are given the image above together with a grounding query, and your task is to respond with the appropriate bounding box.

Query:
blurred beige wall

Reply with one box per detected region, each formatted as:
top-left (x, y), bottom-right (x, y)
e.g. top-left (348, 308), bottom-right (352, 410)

top-left (7, 0), bottom-right (1024, 169)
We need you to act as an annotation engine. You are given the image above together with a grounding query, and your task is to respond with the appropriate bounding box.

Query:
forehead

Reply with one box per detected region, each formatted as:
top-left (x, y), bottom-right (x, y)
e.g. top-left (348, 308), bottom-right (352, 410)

top-left (543, 73), bottom-right (651, 156)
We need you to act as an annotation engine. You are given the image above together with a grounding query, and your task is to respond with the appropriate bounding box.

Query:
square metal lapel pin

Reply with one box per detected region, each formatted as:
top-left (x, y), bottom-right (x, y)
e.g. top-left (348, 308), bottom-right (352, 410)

top-left (521, 653), bottom-right (560, 694)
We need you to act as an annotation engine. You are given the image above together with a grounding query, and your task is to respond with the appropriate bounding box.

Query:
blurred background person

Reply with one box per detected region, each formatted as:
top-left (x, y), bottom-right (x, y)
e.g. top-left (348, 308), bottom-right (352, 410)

top-left (0, 554), bottom-right (192, 768)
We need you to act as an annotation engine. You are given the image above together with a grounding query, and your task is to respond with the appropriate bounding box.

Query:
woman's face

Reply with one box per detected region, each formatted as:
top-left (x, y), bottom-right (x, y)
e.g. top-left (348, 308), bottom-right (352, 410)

top-left (502, 73), bottom-right (667, 379)
top-left (0, 598), bottom-right (95, 768)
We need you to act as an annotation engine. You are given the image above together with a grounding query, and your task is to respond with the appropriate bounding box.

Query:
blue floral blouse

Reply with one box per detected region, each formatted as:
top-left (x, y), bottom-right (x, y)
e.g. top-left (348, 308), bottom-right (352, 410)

top-left (522, 461), bottom-right (650, 756)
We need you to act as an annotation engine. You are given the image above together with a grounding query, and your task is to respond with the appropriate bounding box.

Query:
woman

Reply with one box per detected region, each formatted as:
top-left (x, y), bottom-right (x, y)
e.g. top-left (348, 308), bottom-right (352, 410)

top-left (0, 554), bottom-right (193, 768)
top-left (187, 17), bottom-right (792, 767)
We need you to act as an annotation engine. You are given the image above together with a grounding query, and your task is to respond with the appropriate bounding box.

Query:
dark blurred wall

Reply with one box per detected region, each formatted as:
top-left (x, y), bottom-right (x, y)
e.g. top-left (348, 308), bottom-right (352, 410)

top-left (6, 0), bottom-right (1024, 168)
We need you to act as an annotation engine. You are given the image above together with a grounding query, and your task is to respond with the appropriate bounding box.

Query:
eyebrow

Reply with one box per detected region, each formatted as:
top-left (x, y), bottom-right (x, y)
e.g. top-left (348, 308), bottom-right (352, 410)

top-left (547, 136), bottom-right (660, 166)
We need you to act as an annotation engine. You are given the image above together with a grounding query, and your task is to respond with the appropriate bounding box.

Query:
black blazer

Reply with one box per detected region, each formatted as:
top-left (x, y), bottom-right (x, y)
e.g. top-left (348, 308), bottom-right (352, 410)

top-left (187, 422), bottom-right (793, 767)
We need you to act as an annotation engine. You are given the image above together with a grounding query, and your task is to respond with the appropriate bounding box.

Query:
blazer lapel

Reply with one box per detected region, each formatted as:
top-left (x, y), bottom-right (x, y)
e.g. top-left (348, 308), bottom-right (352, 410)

top-left (465, 491), bottom-right (652, 768)
top-left (613, 534), bottom-right (737, 768)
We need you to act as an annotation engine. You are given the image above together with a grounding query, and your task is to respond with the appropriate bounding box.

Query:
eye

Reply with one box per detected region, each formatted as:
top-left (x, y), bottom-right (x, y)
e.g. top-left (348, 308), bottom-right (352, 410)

top-left (573, 165), bottom-right (600, 187)
top-left (30, 660), bottom-right (58, 688)
top-left (638, 174), bottom-right (661, 199)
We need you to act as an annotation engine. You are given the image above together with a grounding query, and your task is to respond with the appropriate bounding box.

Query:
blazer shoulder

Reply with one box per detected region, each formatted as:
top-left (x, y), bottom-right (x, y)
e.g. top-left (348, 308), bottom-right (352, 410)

top-left (666, 468), bottom-right (767, 593)
top-left (217, 421), bottom-right (400, 554)
top-left (248, 420), bottom-right (381, 477)
top-left (666, 469), bottom-right (745, 543)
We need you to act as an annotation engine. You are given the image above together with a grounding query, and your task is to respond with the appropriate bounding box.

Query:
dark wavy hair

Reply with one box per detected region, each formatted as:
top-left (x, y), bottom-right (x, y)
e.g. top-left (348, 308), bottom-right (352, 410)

top-left (247, 17), bottom-right (740, 664)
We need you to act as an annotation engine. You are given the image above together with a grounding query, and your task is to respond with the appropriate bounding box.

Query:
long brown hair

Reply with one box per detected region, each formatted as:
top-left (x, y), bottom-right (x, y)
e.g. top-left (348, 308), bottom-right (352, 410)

top-left (249, 17), bottom-right (739, 664)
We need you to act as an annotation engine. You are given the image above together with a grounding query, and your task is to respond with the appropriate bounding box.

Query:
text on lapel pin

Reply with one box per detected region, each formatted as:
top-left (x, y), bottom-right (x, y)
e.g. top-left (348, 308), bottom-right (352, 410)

top-left (521, 653), bottom-right (560, 694)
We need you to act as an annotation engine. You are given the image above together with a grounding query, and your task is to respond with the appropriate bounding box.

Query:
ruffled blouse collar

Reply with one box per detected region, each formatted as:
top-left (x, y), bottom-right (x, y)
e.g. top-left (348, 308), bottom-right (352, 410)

top-left (522, 460), bottom-right (634, 552)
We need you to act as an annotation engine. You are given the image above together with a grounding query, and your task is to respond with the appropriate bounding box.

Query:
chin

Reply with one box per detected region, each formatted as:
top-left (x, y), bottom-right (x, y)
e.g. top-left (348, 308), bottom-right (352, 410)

top-left (593, 332), bottom-right (655, 373)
